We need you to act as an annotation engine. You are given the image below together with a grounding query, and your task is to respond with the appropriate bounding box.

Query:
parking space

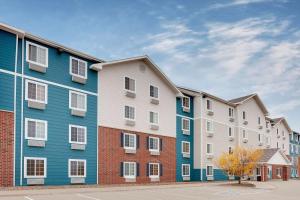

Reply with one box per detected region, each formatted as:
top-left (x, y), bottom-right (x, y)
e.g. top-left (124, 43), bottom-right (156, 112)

top-left (1, 180), bottom-right (300, 200)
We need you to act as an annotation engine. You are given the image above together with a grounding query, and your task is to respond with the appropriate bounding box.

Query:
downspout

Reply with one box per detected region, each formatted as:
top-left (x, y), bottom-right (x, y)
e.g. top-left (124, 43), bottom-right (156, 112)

top-left (13, 34), bottom-right (18, 186)
top-left (20, 37), bottom-right (24, 186)
top-left (199, 93), bottom-right (203, 181)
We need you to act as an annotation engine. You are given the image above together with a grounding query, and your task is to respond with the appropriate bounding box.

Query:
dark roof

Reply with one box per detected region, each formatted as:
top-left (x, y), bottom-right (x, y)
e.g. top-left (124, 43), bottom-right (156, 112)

top-left (258, 148), bottom-right (278, 163)
top-left (228, 94), bottom-right (256, 104)
top-left (270, 117), bottom-right (282, 124)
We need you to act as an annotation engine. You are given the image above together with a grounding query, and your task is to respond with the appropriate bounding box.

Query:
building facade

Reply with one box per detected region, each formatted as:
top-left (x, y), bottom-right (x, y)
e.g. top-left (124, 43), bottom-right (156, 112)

top-left (0, 23), bottom-right (102, 186)
top-left (290, 131), bottom-right (300, 178)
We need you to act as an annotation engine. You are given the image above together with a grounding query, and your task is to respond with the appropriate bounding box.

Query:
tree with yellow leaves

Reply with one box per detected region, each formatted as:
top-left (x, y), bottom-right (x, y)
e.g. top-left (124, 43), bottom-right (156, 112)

top-left (216, 147), bottom-right (263, 184)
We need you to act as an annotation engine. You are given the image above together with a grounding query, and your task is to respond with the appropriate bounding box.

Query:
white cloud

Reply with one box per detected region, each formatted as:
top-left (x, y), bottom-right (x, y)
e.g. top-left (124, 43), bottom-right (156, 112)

top-left (208, 0), bottom-right (288, 10)
top-left (270, 99), bottom-right (300, 117)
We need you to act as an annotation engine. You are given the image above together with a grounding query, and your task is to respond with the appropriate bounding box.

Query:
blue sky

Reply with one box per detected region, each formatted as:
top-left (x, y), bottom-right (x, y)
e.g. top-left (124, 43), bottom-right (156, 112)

top-left (1, 0), bottom-right (300, 131)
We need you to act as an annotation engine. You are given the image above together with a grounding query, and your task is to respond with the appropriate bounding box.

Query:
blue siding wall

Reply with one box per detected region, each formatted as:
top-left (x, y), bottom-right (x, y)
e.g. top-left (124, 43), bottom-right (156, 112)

top-left (0, 30), bottom-right (16, 71)
top-left (176, 95), bottom-right (194, 182)
top-left (0, 72), bottom-right (14, 111)
top-left (202, 169), bottom-right (229, 181)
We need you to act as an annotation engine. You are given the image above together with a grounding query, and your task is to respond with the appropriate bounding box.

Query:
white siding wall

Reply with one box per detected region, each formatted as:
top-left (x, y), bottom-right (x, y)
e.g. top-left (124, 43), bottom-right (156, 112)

top-left (98, 60), bottom-right (177, 137)
top-left (270, 121), bottom-right (290, 155)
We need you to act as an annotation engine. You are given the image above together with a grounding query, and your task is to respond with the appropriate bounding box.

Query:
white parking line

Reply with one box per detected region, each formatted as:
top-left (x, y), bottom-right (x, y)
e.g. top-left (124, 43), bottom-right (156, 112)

top-left (77, 193), bottom-right (101, 200)
top-left (24, 196), bottom-right (35, 200)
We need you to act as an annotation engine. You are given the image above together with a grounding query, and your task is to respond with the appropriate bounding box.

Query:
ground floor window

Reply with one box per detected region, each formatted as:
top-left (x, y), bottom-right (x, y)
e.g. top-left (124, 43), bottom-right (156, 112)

top-left (24, 157), bottom-right (46, 178)
top-left (123, 162), bottom-right (136, 178)
top-left (182, 164), bottom-right (190, 177)
top-left (149, 163), bottom-right (160, 178)
top-left (69, 159), bottom-right (86, 177)
top-left (206, 165), bottom-right (213, 176)
top-left (276, 168), bottom-right (282, 177)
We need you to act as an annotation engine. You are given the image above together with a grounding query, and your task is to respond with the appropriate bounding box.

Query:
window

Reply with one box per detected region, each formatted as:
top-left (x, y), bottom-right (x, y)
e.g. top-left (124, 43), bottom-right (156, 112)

top-left (149, 163), bottom-right (160, 178)
top-left (282, 144), bottom-right (285, 150)
top-left (182, 164), bottom-right (190, 177)
top-left (182, 141), bottom-right (190, 154)
top-left (124, 133), bottom-right (136, 150)
top-left (256, 167), bottom-right (261, 176)
top-left (206, 120), bottom-right (213, 133)
top-left (229, 146), bottom-right (233, 154)
top-left (125, 77), bottom-right (135, 92)
top-left (277, 129), bottom-right (279, 135)
top-left (26, 42), bottom-right (48, 67)
top-left (149, 111), bottom-right (159, 124)
top-left (258, 134), bottom-right (262, 142)
top-left (69, 91), bottom-right (86, 111)
top-left (25, 80), bottom-right (48, 104)
top-left (124, 106), bottom-right (135, 120)
top-left (229, 108), bottom-right (234, 117)
top-left (277, 142), bottom-right (279, 148)
top-left (150, 85), bottom-right (159, 99)
top-left (206, 99), bottom-right (212, 110)
top-left (149, 137), bottom-right (160, 152)
top-left (123, 162), bottom-right (136, 178)
top-left (69, 125), bottom-right (87, 144)
top-left (282, 131), bottom-right (285, 137)
top-left (266, 121), bottom-right (269, 128)
top-left (242, 130), bottom-right (247, 139)
top-left (206, 165), bottom-right (213, 176)
top-left (206, 143), bottom-right (213, 155)
top-left (182, 96), bottom-right (190, 109)
top-left (242, 111), bottom-right (246, 120)
top-left (70, 57), bottom-right (87, 79)
top-left (266, 136), bottom-right (271, 145)
top-left (258, 117), bottom-right (261, 125)
top-left (276, 168), bottom-right (282, 177)
top-left (182, 118), bottom-right (190, 132)
top-left (25, 118), bottom-right (47, 141)
top-left (69, 159), bottom-right (86, 177)
top-left (24, 157), bottom-right (46, 178)
top-left (228, 127), bottom-right (233, 137)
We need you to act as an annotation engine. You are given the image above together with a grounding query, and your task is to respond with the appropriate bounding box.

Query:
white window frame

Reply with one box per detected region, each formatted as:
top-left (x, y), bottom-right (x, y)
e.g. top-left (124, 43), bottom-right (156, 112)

top-left (69, 90), bottom-right (87, 112)
top-left (69, 124), bottom-right (87, 145)
top-left (149, 111), bottom-right (159, 125)
top-left (149, 136), bottom-right (160, 152)
top-left (26, 41), bottom-right (48, 68)
top-left (206, 143), bottom-right (213, 155)
top-left (182, 141), bottom-right (190, 155)
top-left (149, 163), bottom-right (160, 178)
top-left (228, 127), bottom-right (234, 137)
top-left (229, 107), bottom-right (234, 117)
top-left (182, 164), bottom-right (190, 177)
top-left (25, 118), bottom-right (48, 141)
top-left (24, 157), bottom-right (47, 178)
top-left (228, 146), bottom-right (233, 154)
top-left (242, 130), bottom-right (248, 139)
top-left (68, 159), bottom-right (86, 178)
top-left (242, 111), bottom-right (246, 120)
top-left (123, 132), bottom-right (136, 150)
top-left (149, 84), bottom-right (159, 99)
top-left (206, 99), bottom-right (212, 111)
top-left (124, 76), bottom-right (136, 93)
top-left (69, 56), bottom-right (88, 79)
top-left (258, 133), bottom-right (262, 142)
top-left (206, 120), bottom-right (214, 133)
top-left (182, 96), bottom-right (190, 109)
top-left (124, 105), bottom-right (136, 121)
top-left (276, 168), bottom-right (282, 177)
top-left (206, 165), bottom-right (214, 177)
top-left (123, 162), bottom-right (136, 179)
top-left (25, 79), bottom-right (48, 104)
top-left (182, 118), bottom-right (190, 132)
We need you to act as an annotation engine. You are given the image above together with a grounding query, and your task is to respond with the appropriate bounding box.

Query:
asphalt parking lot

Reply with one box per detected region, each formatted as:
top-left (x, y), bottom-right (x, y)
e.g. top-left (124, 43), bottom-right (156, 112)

top-left (1, 180), bottom-right (300, 200)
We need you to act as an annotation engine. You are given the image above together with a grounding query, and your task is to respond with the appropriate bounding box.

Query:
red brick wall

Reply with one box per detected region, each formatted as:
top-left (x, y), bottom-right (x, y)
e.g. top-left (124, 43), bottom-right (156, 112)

top-left (261, 165), bottom-right (268, 182)
top-left (272, 165), bottom-right (290, 180)
top-left (98, 126), bottom-right (176, 184)
top-left (0, 111), bottom-right (14, 187)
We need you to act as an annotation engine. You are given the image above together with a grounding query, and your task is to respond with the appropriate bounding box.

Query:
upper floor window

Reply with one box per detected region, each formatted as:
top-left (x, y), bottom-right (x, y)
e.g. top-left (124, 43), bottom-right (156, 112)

top-left (26, 41), bottom-right (48, 68)
top-left (206, 99), bottom-right (212, 110)
top-left (206, 120), bottom-right (214, 133)
top-left (182, 96), bottom-right (190, 109)
top-left (229, 108), bottom-right (234, 117)
top-left (229, 146), bottom-right (233, 154)
top-left (123, 162), bottom-right (136, 178)
top-left (182, 141), bottom-right (190, 155)
top-left (69, 91), bottom-right (87, 111)
top-left (182, 118), bottom-right (190, 132)
top-left (206, 143), bottom-right (213, 154)
top-left (282, 131), bottom-right (285, 137)
top-left (277, 129), bottom-right (279, 135)
top-left (124, 133), bottom-right (136, 150)
top-left (125, 106), bottom-right (135, 120)
top-left (25, 118), bottom-right (47, 141)
top-left (228, 127), bottom-right (233, 137)
top-left (242, 130), bottom-right (248, 139)
top-left (258, 117), bottom-right (261, 125)
top-left (150, 85), bottom-right (159, 99)
top-left (125, 77), bottom-right (135, 92)
top-left (242, 111), bottom-right (246, 120)
top-left (258, 133), bottom-right (262, 142)
top-left (69, 125), bottom-right (87, 144)
top-left (70, 57), bottom-right (87, 79)
top-left (149, 137), bottom-right (160, 152)
top-left (24, 157), bottom-right (46, 178)
top-left (25, 80), bottom-right (48, 104)
top-left (149, 111), bottom-right (159, 125)
top-left (182, 164), bottom-right (190, 177)
top-left (266, 121), bottom-right (269, 128)
top-left (69, 159), bottom-right (86, 177)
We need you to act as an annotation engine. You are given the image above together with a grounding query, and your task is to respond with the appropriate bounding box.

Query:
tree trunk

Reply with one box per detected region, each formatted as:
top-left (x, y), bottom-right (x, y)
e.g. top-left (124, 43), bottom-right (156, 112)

top-left (238, 176), bottom-right (241, 184)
